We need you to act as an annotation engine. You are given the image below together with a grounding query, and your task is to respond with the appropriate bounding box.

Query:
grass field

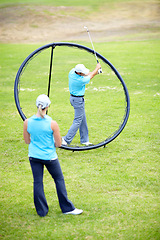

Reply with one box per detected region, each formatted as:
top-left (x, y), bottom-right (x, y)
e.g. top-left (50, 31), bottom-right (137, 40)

top-left (0, 0), bottom-right (160, 239)
top-left (0, 0), bottom-right (149, 6)
top-left (1, 39), bottom-right (159, 240)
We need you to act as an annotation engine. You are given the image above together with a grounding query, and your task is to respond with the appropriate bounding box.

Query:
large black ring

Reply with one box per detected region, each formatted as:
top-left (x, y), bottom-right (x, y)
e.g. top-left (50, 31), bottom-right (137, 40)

top-left (14, 42), bottom-right (130, 151)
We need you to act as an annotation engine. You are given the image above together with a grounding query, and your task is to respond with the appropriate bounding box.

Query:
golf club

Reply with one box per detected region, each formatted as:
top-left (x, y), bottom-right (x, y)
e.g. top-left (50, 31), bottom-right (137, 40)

top-left (84, 26), bottom-right (102, 74)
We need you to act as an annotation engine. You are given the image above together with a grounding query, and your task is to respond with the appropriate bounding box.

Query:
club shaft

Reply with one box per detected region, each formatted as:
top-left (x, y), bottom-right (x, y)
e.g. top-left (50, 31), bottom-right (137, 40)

top-left (84, 26), bottom-right (102, 73)
top-left (86, 29), bottom-right (98, 61)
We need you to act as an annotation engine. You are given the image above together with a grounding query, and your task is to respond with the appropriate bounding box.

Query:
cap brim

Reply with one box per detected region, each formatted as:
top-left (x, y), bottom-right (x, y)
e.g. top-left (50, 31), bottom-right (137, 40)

top-left (74, 68), bottom-right (89, 75)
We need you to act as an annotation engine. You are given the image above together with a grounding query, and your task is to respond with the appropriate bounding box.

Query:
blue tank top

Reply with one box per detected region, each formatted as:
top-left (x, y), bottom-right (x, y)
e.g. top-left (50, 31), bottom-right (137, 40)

top-left (27, 115), bottom-right (57, 160)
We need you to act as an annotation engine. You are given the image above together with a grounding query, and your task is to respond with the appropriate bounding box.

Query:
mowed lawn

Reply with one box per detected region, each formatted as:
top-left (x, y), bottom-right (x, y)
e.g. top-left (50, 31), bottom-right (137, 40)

top-left (0, 0), bottom-right (160, 239)
top-left (0, 38), bottom-right (159, 239)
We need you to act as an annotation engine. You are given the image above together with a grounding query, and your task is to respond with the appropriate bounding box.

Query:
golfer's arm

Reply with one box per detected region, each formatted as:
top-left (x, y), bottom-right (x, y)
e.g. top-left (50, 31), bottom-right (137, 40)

top-left (23, 119), bottom-right (31, 144)
top-left (88, 63), bottom-right (101, 79)
top-left (88, 69), bottom-right (98, 79)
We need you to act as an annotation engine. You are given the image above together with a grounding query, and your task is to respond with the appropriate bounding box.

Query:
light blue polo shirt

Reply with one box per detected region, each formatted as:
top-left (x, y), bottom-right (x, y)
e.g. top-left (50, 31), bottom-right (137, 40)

top-left (27, 115), bottom-right (57, 160)
top-left (69, 68), bottom-right (90, 96)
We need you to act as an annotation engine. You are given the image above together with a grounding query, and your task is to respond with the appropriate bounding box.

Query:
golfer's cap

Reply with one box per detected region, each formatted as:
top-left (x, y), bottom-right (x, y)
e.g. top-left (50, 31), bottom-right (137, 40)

top-left (36, 94), bottom-right (51, 109)
top-left (75, 64), bottom-right (89, 75)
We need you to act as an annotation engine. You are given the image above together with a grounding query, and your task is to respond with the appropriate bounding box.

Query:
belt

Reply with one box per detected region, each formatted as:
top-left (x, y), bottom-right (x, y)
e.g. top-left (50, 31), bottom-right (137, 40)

top-left (70, 94), bottom-right (84, 97)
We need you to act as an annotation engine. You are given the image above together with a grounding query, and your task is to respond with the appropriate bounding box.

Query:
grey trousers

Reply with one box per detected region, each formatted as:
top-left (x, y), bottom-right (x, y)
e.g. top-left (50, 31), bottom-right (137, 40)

top-left (64, 95), bottom-right (89, 144)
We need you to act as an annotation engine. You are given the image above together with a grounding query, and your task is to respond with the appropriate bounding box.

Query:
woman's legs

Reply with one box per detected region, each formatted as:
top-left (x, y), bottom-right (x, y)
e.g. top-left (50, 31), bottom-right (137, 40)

top-left (29, 157), bottom-right (48, 217)
top-left (45, 159), bottom-right (75, 213)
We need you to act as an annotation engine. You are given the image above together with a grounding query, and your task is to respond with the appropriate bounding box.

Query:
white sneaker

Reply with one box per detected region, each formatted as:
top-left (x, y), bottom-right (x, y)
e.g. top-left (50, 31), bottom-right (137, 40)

top-left (63, 208), bottom-right (83, 215)
top-left (62, 138), bottom-right (68, 145)
top-left (82, 141), bottom-right (93, 146)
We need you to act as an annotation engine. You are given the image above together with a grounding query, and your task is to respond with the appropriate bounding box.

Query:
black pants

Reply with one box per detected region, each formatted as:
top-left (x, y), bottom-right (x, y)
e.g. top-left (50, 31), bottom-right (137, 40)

top-left (29, 157), bottom-right (75, 216)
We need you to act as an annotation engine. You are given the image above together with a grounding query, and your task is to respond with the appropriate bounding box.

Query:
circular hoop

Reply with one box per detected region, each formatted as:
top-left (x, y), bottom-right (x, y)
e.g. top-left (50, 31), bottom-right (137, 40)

top-left (14, 42), bottom-right (130, 151)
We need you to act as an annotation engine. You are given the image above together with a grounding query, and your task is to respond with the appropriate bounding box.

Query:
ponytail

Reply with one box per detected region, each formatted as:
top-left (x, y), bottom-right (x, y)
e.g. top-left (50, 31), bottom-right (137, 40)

top-left (38, 105), bottom-right (45, 118)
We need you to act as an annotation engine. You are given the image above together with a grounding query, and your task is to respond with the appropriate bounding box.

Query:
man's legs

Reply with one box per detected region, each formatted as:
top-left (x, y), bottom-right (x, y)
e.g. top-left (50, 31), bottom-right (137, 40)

top-left (64, 96), bottom-right (89, 144)
top-left (79, 109), bottom-right (89, 144)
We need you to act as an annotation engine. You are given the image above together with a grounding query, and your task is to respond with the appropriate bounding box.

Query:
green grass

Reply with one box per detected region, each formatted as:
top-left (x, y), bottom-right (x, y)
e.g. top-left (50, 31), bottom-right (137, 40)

top-left (0, 0), bottom-right (154, 12)
top-left (0, 39), bottom-right (159, 239)
top-left (0, 0), bottom-right (148, 6)
top-left (1, 0), bottom-right (160, 237)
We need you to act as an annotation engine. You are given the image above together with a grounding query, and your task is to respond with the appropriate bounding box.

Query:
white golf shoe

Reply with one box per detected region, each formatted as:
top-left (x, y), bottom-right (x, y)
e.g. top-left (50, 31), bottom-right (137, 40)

top-left (62, 138), bottom-right (68, 145)
top-left (81, 141), bottom-right (93, 146)
top-left (63, 208), bottom-right (83, 215)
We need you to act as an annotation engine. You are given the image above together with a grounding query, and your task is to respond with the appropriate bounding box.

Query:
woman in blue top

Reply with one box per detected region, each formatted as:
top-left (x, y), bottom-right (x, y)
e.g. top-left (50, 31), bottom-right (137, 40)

top-left (62, 63), bottom-right (101, 146)
top-left (23, 94), bottom-right (83, 216)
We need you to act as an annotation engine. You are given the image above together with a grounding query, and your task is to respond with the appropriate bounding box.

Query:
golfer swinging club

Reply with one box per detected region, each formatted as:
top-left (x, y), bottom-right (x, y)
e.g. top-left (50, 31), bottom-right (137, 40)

top-left (62, 62), bottom-right (101, 146)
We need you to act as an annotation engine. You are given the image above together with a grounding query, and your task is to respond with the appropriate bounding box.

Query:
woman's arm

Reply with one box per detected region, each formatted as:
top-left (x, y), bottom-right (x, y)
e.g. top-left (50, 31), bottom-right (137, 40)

top-left (51, 120), bottom-right (62, 147)
top-left (23, 119), bottom-right (31, 144)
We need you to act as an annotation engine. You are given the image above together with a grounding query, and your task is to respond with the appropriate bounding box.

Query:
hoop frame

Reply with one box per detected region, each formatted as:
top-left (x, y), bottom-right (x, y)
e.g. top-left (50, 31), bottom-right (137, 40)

top-left (14, 42), bottom-right (130, 151)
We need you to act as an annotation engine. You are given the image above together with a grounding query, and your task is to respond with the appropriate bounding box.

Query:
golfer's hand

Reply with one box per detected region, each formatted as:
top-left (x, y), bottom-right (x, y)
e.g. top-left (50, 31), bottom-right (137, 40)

top-left (96, 63), bottom-right (101, 70)
top-left (96, 63), bottom-right (102, 74)
top-left (89, 63), bottom-right (102, 79)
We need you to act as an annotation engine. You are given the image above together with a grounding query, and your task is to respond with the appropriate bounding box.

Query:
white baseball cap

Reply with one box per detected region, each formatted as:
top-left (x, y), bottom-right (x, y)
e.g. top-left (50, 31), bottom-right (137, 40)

top-left (36, 94), bottom-right (51, 109)
top-left (74, 64), bottom-right (89, 75)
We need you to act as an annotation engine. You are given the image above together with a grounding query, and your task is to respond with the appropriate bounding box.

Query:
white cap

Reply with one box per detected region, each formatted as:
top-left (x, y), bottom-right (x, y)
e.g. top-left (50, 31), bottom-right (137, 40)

top-left (36, 94), bottom-right (51, 109)
top-left (74, 64), bottom-right (89, 75)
